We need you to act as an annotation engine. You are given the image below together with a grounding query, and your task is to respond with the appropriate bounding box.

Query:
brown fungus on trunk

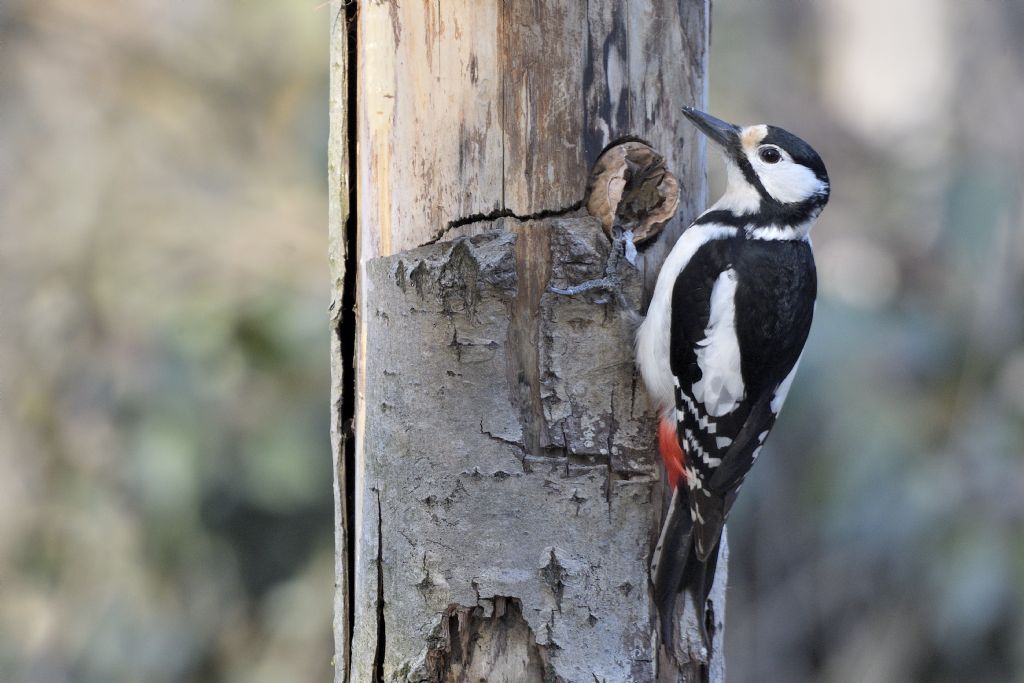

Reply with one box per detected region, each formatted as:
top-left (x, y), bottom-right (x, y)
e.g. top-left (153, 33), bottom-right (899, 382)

top-left (585, 140), bottom-right (681, 247)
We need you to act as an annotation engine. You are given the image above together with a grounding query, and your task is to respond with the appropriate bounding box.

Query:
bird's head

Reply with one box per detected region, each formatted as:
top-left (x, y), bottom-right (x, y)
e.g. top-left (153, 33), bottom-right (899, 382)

top-left (682, 107), bottom-right (829, 238)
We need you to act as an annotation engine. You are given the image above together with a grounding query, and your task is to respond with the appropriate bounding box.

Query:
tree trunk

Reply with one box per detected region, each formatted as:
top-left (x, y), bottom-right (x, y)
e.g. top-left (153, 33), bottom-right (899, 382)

top-left (331, 2), bottom-right (722, 681)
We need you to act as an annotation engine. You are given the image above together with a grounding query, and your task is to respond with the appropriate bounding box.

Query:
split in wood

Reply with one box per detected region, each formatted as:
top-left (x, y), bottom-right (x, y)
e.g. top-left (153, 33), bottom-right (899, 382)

top-left (423, 598), bottom-right (548, 681)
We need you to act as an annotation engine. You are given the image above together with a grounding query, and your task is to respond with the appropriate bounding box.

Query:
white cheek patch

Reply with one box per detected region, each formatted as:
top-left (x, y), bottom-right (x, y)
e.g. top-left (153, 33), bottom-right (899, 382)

top-left (754, 156), bottom-right (827, 204)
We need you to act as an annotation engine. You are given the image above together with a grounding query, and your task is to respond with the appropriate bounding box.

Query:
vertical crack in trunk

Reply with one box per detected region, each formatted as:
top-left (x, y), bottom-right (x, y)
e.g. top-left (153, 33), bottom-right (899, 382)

top-left (330, 1), bottom-right (359, 680)
top-left (605, 388), bottom-right (617, 511)
top-left (344, 2), bottom-right (359, 678)
top-left (499, 2), bottom-right (507, 213)
top-left (372, 489), bottom-right (386, 682)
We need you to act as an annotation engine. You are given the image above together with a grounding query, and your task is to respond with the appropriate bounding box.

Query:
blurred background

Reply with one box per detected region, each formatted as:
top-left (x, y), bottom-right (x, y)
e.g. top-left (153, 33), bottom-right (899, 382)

top-left (716, 1), bottom-right (1024, 681)
top-left (0, 1), bottom-right (1022, 682)
top-left (0, 2), bottom-right (332, 681)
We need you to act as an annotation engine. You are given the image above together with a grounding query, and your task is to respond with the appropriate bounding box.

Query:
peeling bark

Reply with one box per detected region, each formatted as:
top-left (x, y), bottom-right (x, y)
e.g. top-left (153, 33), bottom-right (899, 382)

top-left (351, 218), bottom-right (725, 681)
top-left (357, 220), bottom-right (659, 681)
top-left (424, 598), bottom-right (548, 683)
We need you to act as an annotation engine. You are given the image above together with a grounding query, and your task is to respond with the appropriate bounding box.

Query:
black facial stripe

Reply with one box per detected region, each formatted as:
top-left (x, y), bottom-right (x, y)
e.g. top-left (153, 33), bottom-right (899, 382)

top-left (693, 192), bottom-right (827, 229)
top-left (726, 139), bottom-right (771, 199)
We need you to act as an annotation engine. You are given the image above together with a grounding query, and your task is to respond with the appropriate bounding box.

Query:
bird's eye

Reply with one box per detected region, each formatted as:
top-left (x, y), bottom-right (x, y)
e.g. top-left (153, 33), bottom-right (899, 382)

top-left (759, 147), bottom-right (782, 164)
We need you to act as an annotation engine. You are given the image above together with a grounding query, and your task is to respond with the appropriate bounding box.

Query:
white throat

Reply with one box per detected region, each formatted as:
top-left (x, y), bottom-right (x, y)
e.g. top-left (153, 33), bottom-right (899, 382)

top-left (704, 162), bottom-right (760, 217)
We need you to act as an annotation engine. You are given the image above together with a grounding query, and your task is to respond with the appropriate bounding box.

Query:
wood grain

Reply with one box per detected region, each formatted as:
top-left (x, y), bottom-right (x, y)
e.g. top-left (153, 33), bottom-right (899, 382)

top-left (356, 0), bottom-right (708, 267)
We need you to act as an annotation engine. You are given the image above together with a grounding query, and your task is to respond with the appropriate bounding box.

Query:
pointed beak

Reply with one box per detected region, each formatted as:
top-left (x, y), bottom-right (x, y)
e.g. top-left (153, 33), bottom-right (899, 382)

top-left (682, 107), bottom-right (741, 154)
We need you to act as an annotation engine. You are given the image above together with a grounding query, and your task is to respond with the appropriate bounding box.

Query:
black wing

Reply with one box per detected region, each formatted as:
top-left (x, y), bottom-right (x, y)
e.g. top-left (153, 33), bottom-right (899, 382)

top-left (669, 236), bottom-right (816, 560)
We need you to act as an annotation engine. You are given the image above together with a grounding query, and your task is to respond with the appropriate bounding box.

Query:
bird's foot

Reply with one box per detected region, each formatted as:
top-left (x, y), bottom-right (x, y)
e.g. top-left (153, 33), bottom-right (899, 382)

top-left (547, 229), bottom-right (637, 306)
top-left (548, 276), bottom-right (620, 297)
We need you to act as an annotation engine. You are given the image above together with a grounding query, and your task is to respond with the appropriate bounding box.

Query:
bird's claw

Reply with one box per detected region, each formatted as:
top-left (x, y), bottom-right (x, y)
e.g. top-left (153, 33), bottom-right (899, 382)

top-left (548, 276), bottom-right (618, 296)
top-left (621, 230), bottom-right (638, 267)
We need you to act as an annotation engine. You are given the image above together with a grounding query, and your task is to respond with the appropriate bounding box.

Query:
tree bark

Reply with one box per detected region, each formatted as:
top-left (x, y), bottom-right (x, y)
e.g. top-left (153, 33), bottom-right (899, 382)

top-left (331, 2), bottom-right (721, 681)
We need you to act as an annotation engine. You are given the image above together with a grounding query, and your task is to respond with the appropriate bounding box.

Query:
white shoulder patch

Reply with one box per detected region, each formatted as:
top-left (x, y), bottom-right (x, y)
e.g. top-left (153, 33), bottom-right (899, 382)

top-left (635, 224), bottom-right (736, 415)
top-left (757, 160), bottom-right (828, 205)
top-left (691, 269), bottom-right (744, 417)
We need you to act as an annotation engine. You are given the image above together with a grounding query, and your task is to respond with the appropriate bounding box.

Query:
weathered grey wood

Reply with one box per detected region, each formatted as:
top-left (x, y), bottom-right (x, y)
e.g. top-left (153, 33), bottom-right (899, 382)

top-left (328, 2), bottom-right (351, 681)
top-left (351, 219), bottom-right (725, 681)
top-left (343, 2), bottom-right (718, 680)
top-left (360, 219), bottom-right (653, 680)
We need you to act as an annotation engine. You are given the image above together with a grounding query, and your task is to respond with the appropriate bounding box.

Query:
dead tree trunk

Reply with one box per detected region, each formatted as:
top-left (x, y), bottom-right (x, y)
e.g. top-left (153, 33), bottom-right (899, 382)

top-left (330, 2), bottom-right (722, 681)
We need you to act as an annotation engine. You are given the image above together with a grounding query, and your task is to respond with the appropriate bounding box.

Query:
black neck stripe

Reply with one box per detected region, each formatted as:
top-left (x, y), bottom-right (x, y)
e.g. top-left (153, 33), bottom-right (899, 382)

top-left (693, 194), bottom-right (826, 230)
top-left (725, 139), bottom-right (771, 199)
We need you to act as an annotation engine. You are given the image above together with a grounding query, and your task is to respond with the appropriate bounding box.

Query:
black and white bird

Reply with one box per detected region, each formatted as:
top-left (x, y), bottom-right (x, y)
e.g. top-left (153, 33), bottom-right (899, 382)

top-left (636, 108), bottom-right (829, 645)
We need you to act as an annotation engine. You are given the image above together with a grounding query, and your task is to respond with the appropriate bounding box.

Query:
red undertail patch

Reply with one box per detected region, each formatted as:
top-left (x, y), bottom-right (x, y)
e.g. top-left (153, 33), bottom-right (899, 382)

top-left (658, 418), bottom-right (686, 489)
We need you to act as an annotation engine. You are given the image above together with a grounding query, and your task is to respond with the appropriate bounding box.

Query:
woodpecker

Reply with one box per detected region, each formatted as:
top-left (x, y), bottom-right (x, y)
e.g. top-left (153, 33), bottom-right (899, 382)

top-left (636, 108), bottom-right (829, 646)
